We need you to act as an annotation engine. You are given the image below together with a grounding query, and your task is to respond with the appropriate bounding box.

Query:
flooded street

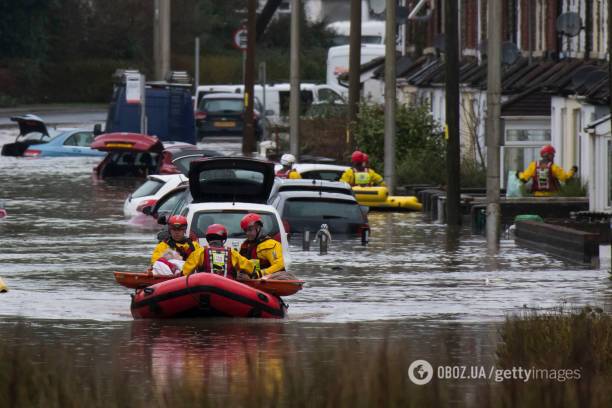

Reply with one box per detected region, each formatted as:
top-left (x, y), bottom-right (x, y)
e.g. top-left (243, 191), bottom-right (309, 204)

top-left (1, 121), bottom-right (611, 405)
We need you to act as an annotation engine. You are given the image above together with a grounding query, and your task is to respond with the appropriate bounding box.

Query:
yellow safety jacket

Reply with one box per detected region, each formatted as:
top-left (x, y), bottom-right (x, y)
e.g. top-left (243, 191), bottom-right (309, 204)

top-left (518, 161), bottom-right (575, 197)
top-left (181, 246), bottom-right (255, 277)
top-left (150, 238), bottom-right (203, 264)
top-left (239, 236), bottom-right (285, 276)
top-left (339, 167), bottom-right (385, 187)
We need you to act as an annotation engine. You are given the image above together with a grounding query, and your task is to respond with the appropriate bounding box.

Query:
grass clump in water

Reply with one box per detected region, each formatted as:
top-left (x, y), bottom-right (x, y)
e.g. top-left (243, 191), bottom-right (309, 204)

top-left (496, 306), bottom-right (612, 408)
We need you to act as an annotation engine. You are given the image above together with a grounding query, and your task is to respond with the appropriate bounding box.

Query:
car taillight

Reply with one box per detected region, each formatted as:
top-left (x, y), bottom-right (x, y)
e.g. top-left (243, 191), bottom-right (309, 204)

top-left (23, 149), bottom-right (41, 157)
top-left (282, 219), bottom-right (291, 235)
top-left (358, 223), bottom-right (370, 244)
top-left (137, 199), bottom-right (157, 213)
top-left (195, 111), bottom-right (207, 120)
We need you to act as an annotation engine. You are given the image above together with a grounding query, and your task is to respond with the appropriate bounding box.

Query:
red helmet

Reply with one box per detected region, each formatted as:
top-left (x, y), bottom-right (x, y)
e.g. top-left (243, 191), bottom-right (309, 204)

top-left (240, 213), bottom-right (262, 231)
top-left (540, 145), bottom-right (555, 157)
top-left (168, 215), bottom-right (188, 229)
top-left (363, 153), bottom-right (369, 164)
top-left (351, 150), bottom-right (365, 164)
top-left (205, 223), bottom-right (228, 241)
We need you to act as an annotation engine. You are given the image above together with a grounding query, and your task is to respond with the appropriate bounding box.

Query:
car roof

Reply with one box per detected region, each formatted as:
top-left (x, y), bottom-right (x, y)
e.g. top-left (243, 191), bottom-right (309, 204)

top-left (271, 178), bottom-right (352, 195)
top-left (170, 149), bottom-right (223, 160)
top-left (292, 163), bottom-right (349, 172)
top-left (188, 202), bottom-right (281, 212)
top-left (202, 93), bottom-right (243, 100)
top-left (276, 190), bottom-right (358, 202)
top-left (148, 174), bottom-right (188, 183)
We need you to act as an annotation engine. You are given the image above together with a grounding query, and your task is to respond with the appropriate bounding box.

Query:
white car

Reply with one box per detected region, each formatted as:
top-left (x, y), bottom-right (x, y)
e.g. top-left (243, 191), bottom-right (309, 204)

top-left (177, 157), bottom-right (291, 268)
top-left (274, 162), bottom-right (350, 182)
top-left (123, 174), bottom-right (188, 217)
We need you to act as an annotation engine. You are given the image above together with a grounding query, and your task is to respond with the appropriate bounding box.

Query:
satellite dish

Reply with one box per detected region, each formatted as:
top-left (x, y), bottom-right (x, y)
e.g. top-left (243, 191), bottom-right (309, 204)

top-left (501, 41), bottom-right (520, 65)
top-left (556, 12), bottom-right (582, 37)
top-left (433, 33), bottom-right (445, 52)
top-left (582, 70), bottom-right (608, 89)
top-left (571, 66), bottom-right (599, 88)
top-left (369, 0), bottom-right (386, 15)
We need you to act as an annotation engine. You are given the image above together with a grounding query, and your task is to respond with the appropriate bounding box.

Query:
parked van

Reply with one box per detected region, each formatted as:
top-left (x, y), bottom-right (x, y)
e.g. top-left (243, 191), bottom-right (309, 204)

top-left (106, 71), bottom-right (196, 145)
top-left (194, 83), bottom-right (345, 125)
top-left (326, 44), bottom-right (386, 92)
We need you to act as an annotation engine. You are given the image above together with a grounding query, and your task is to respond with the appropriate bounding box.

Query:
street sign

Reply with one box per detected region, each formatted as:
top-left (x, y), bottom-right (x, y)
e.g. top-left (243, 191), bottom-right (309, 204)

top-left (125, 73), bottom-right (143, 105)
top-left (232, 27), bottom-right (248, 51)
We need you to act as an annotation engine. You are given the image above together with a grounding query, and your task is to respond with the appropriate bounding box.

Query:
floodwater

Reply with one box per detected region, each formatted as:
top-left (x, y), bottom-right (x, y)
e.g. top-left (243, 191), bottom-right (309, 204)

top-left (1, 120), bottom-right (611, 403)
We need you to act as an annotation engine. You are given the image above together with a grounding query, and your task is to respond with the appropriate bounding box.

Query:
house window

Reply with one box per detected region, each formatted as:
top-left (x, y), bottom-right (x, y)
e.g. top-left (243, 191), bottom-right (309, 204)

top-left (502, 127), bottom-right (551, 187)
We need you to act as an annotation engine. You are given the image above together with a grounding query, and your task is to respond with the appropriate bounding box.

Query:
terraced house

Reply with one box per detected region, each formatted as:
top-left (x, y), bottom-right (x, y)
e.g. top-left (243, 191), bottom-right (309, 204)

top-left (363, 0), bottom-right (611, 212)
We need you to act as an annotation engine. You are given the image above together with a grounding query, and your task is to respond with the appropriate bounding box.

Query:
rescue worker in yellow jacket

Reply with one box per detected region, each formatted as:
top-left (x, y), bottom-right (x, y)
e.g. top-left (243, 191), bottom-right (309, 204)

top-left (181, 224), bottom-right (257, 278)
top-left (275, 153), bottom-right (301, 179)
top-left (516, 144), bottom-right (577, 197)
top-left (150, 215), bottom-right (202, 264)
top-left (340, 150), bottom-right (385, 187)
top-left (238, 213), bottom-right (285, 277)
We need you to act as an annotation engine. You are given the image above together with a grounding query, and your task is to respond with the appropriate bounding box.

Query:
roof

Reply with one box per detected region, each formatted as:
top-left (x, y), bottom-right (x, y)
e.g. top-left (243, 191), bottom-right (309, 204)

top-left (501, 88), bottom-right (552, 117)
top-left (394, 56), bottom-right (609, 104)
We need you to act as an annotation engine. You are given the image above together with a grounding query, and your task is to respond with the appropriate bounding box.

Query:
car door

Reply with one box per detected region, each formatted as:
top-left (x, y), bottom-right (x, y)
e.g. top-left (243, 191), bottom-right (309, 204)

top-left (63, 131), bottom-right (97, 156)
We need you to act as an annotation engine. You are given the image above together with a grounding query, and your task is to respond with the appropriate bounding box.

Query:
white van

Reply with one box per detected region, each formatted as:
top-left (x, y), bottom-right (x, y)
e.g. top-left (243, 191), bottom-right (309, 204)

top-left (326, 44), bottom-right (386, 92)
top-left (194, 83), bottom-right (345, 125)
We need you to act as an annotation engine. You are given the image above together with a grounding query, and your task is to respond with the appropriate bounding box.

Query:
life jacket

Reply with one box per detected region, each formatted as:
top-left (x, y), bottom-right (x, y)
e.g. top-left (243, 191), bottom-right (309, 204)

top-left (276, 168), bottom-right (291, 178)
top-left (200, 246), bottom-right (235, 279)
top-left (353, 167), bottom-right (372, 186)
top-left (164, 237), bottom-right (196, 261)
top-left (532, 161), bottom-right (560, 192)
top-left (276, 168), bottom-right (298, 179)
top-left (239, 236), bottom-right (272, 269)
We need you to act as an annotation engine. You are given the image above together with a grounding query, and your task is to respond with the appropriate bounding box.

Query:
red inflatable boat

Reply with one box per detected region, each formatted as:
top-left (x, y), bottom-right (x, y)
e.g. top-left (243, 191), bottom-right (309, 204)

top-left (130, 273), bottom-right (287, 319)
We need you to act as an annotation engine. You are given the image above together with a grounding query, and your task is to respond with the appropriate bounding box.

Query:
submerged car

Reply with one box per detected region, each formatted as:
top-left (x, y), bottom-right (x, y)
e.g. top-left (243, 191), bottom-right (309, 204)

top-left (23, 128), bottom-right (106, 158)
top-left (159, 148), bottom-right (223, 175)
top-left (269, 189), bottom-right (369, 238)
top-left (1, 115), bottom-right (55, 157)
top-left (123, 174), bottom-right (188, 217)
top-left (160, 157), bottom-right (291, 266)
top-left (91, 133), bottom-right (196, 178)
top-left (195, 93), bottom-right (268, 140)
top-left (274, 163), bottom-right (350, 182)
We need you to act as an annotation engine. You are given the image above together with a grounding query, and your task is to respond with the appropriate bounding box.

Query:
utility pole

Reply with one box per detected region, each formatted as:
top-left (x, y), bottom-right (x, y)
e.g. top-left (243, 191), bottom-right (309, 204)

top-left (445, 0), bottom-right (460, 225)
top-left (383, 0), bottom-right (396, 193)
top-left (154, 0), bottom-right (171, 81)
top-left (289, 0), bottom-right (301, 159)
top-left (243, 0), bottom-right (257, 155)
top-left (348, 0), bottom-right (362, 151)
top-left (194, 37), bottom-right (200, 92)
top-left (486, 0), bottom-right (502, 251)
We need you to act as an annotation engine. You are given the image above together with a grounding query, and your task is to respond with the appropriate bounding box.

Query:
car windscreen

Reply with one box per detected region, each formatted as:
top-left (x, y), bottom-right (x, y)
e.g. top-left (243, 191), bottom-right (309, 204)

top-left (131, 179), bottom-right (164, 199)
top-left (197, 169), bottom-right (265, 195)
top-left (156, 189), bottom-right (186, 215)
top-left (284, 198), bottom-right (362, 220)
top-left (300, 170), bottom-right (344, 182)
top-left (192, 210), bottom-right (279, 239)
top-left (200, 99), bottom-right (243, 113)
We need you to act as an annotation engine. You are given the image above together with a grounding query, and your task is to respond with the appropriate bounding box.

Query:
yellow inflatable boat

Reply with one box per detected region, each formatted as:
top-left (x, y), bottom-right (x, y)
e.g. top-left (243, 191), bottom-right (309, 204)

top-left (352, 186), bottom-right (422, 211)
